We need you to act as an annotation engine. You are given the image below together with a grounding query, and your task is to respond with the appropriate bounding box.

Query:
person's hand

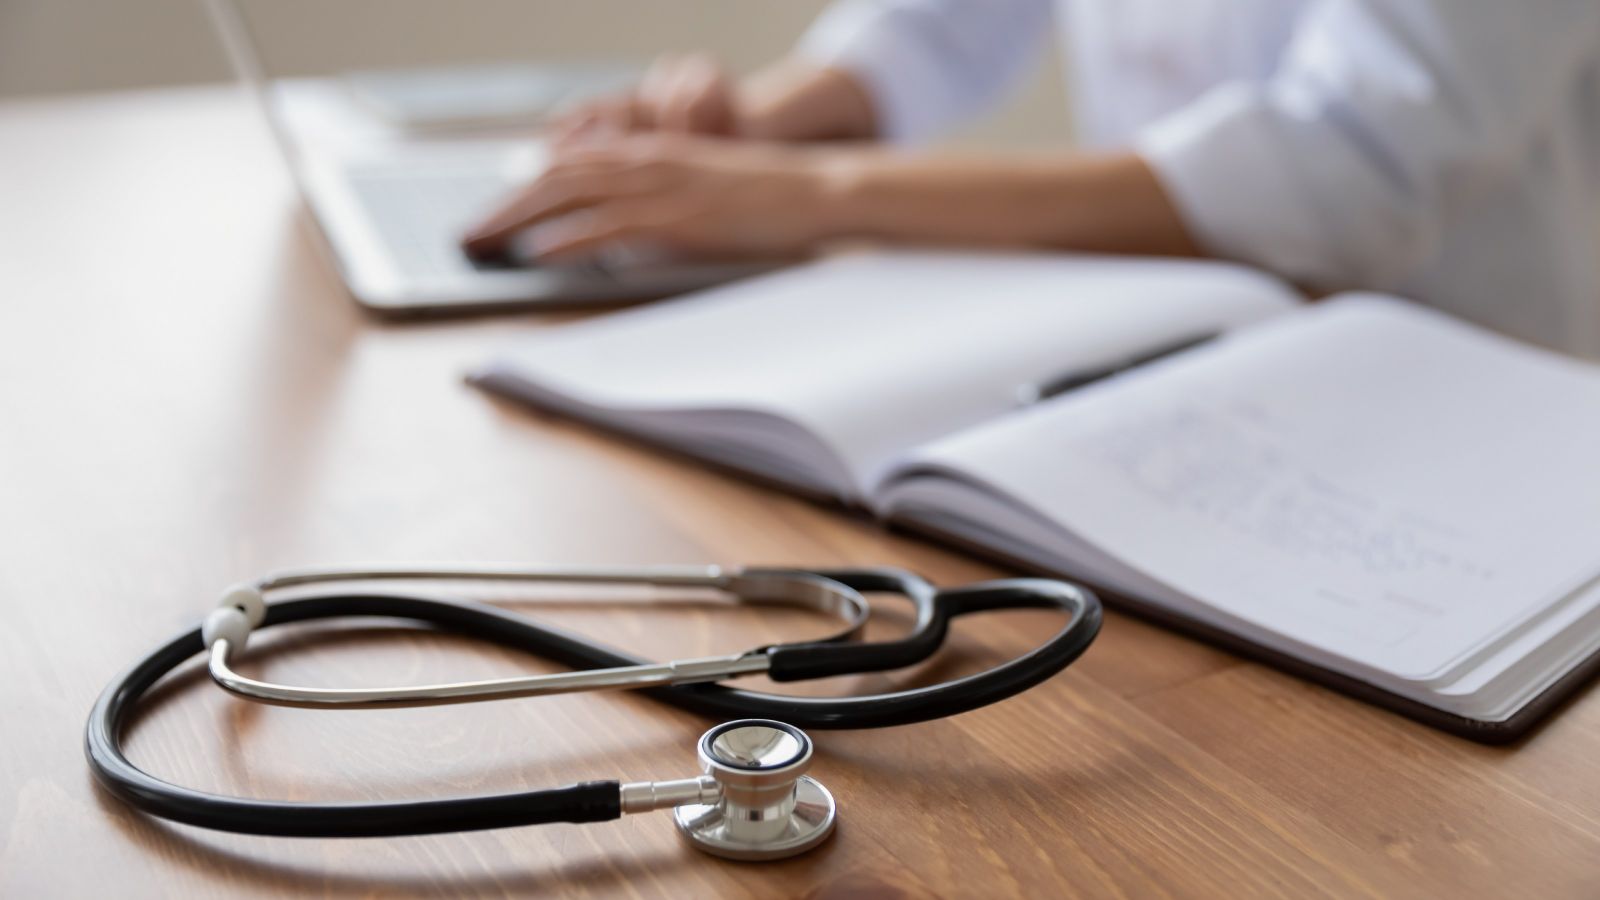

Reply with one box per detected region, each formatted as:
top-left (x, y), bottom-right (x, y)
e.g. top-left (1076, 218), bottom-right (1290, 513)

top-left (461, 135), bottom-right (837, 263)
top-left (554, 54), bottom-right (742, 142)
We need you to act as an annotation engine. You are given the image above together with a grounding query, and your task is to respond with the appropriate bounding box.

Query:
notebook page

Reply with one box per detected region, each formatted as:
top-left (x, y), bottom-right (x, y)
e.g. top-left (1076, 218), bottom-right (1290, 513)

top-left (480, 251), bottom-right (1297, 498)
top-left (881, 295), bottom-right (1600, 684)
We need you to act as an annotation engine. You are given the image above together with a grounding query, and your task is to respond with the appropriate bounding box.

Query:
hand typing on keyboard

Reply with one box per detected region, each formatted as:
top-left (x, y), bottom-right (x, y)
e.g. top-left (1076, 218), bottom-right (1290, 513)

top-left (459, 135), bottom-right (832, 265)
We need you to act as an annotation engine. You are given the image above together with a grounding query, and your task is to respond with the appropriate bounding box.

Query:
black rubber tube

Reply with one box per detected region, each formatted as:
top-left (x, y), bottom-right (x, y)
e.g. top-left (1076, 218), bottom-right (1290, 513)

top-left (85, 573), bottom-right (1100, 837)
top-left (84, 617), bottom-right (622, 837)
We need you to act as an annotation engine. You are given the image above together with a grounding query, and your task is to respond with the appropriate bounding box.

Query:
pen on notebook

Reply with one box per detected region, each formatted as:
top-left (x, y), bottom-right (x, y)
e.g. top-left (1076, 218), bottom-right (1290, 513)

top-left (1016, 331), bottom-right (1221, 406)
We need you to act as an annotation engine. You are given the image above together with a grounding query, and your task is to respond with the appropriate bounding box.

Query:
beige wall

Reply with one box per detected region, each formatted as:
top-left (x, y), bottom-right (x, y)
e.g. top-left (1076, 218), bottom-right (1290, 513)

top-left (0, 0), bottom-right (1068, 146)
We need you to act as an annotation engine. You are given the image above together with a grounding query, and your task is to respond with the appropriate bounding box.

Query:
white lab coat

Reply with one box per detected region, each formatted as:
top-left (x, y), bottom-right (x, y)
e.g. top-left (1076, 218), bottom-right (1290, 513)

top-left (798, 0), bottom-right (1600, 357)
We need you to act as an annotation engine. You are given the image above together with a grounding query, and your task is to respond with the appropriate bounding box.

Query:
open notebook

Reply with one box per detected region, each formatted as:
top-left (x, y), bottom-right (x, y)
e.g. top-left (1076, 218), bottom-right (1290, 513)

top-left (472, 252), bottom-right (1600, 740)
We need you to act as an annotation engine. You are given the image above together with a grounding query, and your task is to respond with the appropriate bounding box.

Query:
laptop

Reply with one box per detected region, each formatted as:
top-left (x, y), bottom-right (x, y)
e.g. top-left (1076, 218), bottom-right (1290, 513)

top-left (205, 0), bottom-right (767, 316)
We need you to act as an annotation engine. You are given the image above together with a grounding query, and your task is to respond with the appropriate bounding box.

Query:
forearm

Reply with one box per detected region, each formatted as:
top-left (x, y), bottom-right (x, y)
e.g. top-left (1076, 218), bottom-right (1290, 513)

top-left (811, 150), bottom-right (1203, 257)
top-left (737, 60), bottom-right (880, 142)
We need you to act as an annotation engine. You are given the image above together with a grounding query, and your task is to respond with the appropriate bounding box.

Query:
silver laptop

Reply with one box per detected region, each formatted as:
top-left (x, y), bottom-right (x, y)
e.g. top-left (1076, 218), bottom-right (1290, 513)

top-left (205, 0), bottom-right (766, 316)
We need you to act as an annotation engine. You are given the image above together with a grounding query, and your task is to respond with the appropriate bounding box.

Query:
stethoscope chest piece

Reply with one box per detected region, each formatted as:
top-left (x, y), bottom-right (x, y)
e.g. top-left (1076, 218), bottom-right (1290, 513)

top-left (673, 720), bottom-right (837, 861)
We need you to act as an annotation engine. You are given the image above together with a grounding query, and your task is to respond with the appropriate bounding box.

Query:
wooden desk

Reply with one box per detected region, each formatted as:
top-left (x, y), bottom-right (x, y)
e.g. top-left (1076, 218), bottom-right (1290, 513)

top-left (2, 86), bottom-right (1597, 899)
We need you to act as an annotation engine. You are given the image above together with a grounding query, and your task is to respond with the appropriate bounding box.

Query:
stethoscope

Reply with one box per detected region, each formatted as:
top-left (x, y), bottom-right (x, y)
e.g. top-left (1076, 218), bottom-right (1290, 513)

top-left (86, 564), bottom-right (1101, 861)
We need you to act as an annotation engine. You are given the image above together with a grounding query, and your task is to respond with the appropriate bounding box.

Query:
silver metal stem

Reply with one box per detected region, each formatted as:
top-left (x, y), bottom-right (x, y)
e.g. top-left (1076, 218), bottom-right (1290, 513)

top-left (208, 641), bottom-right (771, 710)
top-left (252, 565), bottom-right (868, 632)
top-left (620, 776), bottom-right (720, 814)
top-left (257, 563), bottom-right (734, 592)
top-left (203, 564), bottom-right (866, 711)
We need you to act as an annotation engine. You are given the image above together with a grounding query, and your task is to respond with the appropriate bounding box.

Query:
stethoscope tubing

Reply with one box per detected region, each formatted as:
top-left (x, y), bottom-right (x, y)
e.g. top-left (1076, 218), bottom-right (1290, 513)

top-left (85, 573), bottom-right (1100, 838)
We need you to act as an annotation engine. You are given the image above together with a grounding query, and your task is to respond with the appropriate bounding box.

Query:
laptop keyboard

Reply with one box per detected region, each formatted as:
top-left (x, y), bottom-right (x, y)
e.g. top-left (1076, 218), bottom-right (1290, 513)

top-left (344, 170), bottom-right (533, 280)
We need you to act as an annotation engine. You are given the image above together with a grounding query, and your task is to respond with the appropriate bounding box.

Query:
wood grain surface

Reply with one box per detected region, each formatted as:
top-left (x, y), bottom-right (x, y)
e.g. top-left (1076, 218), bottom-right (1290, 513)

top-left (1, 86), bottom-right (1597, 899)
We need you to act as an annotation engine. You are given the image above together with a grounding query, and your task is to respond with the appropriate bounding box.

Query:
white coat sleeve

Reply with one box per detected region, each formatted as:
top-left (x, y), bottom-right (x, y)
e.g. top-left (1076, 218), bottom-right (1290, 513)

top-left (794, 0), bottom-right (1055, 143)
top-left (1135, 0), bottom-right (1600, 291)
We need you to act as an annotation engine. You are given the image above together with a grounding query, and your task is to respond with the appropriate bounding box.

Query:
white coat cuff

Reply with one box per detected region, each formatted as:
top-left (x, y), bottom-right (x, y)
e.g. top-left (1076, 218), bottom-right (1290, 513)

top-left (1135, 83), bottom-right (1345, 290)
